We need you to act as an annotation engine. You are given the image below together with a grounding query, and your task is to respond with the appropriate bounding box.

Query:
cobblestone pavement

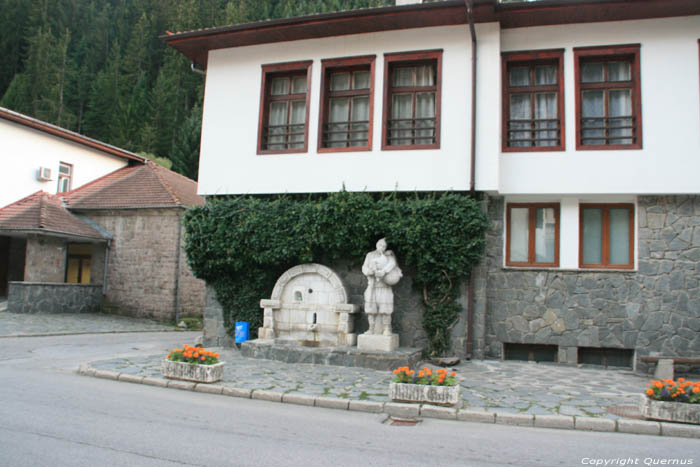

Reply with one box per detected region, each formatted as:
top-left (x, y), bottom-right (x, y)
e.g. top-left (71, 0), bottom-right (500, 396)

top-left (90, 347), bottom-right (651, 419)
top-left (0, 311), bottom-right (179, 337)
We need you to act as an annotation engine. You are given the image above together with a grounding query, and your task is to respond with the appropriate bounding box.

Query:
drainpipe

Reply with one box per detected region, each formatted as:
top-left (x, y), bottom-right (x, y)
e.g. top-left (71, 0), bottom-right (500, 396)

top-left (173, 213), bottom-right (183, 324)
top-left (465, 0), bottom-right (478, 359)
top-left (190, 63), bottom-right (206, 76)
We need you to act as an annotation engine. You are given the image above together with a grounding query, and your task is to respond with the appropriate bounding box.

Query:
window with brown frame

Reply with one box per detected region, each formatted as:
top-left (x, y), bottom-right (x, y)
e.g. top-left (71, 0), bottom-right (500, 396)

top-left (65, 244), bottom-right (92, 284)
top-left (579, 204), bottom-right (634, 269)
top-left (382, 50), bottom-right (442, 150)
top-left (574, 44), bottom-right (642, 150)
top-left (257, 60), bottom-right (312, 154)
top-left (502, 49), bottom-right (565, 152)
top-left (57, 162), bottom-right (72, 193)
top-left (318, 56), bottom-right (375, 152)
top-left (506, 203), bottom-right (560, 267)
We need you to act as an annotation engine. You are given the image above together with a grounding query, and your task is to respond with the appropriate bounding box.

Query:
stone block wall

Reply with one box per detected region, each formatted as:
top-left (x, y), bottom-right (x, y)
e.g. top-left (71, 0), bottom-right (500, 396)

top-left (8, 282), bottom-right (101, 313)
top-left (24, 236), bottom-right (66, 282)
top-left (477, 195), bottom-right (700, 366)
top-left (85, 208), bottom-right (205, 321)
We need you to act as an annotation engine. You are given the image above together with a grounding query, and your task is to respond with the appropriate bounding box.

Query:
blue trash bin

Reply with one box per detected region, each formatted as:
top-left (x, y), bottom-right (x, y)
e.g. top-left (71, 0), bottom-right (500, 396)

top-left (235, 321), bottom-right (250, 344)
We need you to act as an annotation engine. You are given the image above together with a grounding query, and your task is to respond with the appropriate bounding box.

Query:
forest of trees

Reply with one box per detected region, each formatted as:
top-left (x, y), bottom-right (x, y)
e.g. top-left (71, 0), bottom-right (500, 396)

top-left (0, 0), bottom-right (390, 180)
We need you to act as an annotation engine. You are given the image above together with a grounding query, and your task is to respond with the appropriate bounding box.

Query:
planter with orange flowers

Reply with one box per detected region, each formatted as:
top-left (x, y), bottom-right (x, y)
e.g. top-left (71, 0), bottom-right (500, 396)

top-left (161, 345), bottom-right (224, 383)
top-left (640, 378), bottom-right (700, 425)
top-left (389, 366), bottom-right (460, 407)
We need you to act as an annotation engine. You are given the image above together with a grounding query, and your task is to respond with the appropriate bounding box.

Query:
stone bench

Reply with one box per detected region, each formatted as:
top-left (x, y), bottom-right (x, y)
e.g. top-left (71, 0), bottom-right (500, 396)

top-left (639, 356), bottom-right (700, 380)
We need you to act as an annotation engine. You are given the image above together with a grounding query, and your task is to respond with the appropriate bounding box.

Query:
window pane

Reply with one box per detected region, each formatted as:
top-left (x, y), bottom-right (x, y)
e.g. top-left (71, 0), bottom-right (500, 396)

top-left (416, 65), bottom-right (435, 86)
top-left (509, 208), bottom-right (529, 262)
top-left (81, 259), bottom-right (91, 284)
top-left (290, 101), bottom-right (306, 125)
top-left (328, 98), bottom-right (349, 148)
top-left (509, 66), bottom-right (529, 86)
top-left (393, 67), bottom-right (413, 87)
top-left (535, 93), bottom-right (557, 147)
top-left (267, 102), bottom-right (288, 149)
top-left (59, 164), bottom-right (71, 175)
top-left (330, 73), bottom-right (350, 91)
top-left (608, 62), bottom-right (631, 82)
top-left (609, 208), bottom-right (630, 265)
top-left (329, 98), bottom-right (349, 123)
top-left (391, 93), bottom-right (413, 145)
top-left (291, 76), bottom-right (307, 94)
top-left (581, 90), bottom-right (605, 145)
top-left (66, 258), bottom-right (80, 283)
top-left (289, 101), bottom-right (306, 148)
top-left (581, 63), bottom-right (604, 83)
top-left (509, 94), bottom-right (531, 147)
top-left (270, 77), bottom-right (289, 95)
top-left (582, 208), bottom-right (603, 265)
top-left (535, 65), bottom-right (556, 85)
top-left (609, 89), bottom-right (633, 144)
top-left (415, 92), bottom-right (435, 144)
top-left (350, 97), bottom-right (369, 147)
top-left (535, 208), bottom-right (556, 263)
top-left (353, 71), bottom-right (370, 90)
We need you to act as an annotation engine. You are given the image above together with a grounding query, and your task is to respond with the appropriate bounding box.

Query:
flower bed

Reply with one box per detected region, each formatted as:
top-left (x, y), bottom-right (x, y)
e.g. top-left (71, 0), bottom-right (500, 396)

top-left (161, 345), bottom-right (224, 383)
top-left (640, 379), bottom-right (700, 425)
top-left (389, 366), bottom-right (461, 406)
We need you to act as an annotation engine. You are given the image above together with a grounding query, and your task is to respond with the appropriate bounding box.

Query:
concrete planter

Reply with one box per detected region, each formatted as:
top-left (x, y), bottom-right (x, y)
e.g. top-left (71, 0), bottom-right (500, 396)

top-left (640, 396), bottom-right (700, 425)
top-left (390, 382), bottom-right (460, 407)
top-left (161, 359), bottom-right (224, 383)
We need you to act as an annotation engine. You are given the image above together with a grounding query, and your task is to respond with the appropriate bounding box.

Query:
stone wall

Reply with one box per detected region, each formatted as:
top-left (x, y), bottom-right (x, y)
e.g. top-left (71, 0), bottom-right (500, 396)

top-left (24, 236), bottom-right (66, 282)
top-left (478, 195), bottom-right (700, 366)
top-left (85, 208), bottom-right (205, 321)
top-left (8, 281), bottom-right (102, 313)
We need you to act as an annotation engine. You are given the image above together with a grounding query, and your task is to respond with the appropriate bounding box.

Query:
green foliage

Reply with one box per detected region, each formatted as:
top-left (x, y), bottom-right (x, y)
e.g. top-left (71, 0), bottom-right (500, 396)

top-left (184, 192), bottom-right (489, 356)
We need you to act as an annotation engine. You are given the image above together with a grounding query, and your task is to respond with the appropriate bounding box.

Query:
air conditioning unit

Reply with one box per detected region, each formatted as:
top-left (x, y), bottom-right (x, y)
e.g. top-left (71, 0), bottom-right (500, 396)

top-left (37, 167), bottom-right (52, 181)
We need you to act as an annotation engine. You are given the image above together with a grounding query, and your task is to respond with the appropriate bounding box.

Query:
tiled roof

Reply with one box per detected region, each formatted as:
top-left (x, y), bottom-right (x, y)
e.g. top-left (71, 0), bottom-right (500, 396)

top-left (0, 192), bottom-right (107, 240)
top-left (63, 160), bottom-right (204, 210)
top-left (0, 107), bottom-right (145, 163)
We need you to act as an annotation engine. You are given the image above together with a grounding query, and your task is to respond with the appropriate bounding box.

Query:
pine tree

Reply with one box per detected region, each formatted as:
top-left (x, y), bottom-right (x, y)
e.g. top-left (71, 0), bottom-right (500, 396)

top-left (171, 104), bottom-right (202, 180)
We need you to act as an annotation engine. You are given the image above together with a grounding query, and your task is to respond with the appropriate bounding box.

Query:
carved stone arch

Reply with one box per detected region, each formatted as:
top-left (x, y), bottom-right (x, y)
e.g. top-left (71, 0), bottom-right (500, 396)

top-left (270, 263), bottom-right (347, 303)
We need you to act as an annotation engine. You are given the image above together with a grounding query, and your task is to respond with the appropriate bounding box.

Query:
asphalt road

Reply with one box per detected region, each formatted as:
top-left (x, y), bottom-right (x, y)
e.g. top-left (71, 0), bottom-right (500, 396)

top-left (0, 333), bottom-right (697, 467)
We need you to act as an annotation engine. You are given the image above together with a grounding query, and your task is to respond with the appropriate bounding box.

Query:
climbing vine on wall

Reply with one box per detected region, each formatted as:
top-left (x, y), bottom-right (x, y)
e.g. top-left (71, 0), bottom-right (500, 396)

top-left (183, 191), bottom-right (489, 356)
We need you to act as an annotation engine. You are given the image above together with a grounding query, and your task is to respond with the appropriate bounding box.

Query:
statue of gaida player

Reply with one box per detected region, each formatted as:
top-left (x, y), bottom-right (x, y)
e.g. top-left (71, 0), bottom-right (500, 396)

top-left (362, 238), bottom-right (402, 336)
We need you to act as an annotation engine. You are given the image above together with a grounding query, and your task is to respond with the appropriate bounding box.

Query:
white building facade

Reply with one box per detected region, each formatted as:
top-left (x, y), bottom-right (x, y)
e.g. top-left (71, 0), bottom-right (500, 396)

top-left (165, 0), bottom-right (700, 366)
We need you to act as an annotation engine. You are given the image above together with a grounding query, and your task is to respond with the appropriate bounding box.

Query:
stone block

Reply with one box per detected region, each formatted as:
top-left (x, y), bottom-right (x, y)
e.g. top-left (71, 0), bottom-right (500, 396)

top-left (384, 402), bottom-right (420, 419)
top-left (534, 415), bottom-right (574, 430)
top-left (654, 359), bottom-right (674, 380)
top-left (142, 377), bottom-right (169, 388)
top-left (457, 409), bottom-right (496, 424)
top-left (357, 333), bottom-right (399, 352)
top-left (94, 370), bottom-right (119, 380)
top-left (167, 380), bottom-right (196, 391)
top-left (282, 393), bottom-right (316, 406)
top-left (420, 405), bottom-right (457, 420)
top-left (660, 423), bottom-right (700, 439)
top-left (495, 413), bottom-right (533, 427)
top-left (348, 400), bottom-right (384, 413)
top-left (252, 390), bottom-right (283, 402)
top-left (617, 419), bottom-right (660, 435)
top-left (194, 384), bottom-right (224, 395)
top-left (222, 387), bottom-right (252, 399)
top-left (315, 397), bottom-right (349, 410)
top-left (574, 417), bottom-right (616, 432)
top-left (118, 374), bottom-right (144, 384)
top-left (78, 364), bottom-right (96, 377)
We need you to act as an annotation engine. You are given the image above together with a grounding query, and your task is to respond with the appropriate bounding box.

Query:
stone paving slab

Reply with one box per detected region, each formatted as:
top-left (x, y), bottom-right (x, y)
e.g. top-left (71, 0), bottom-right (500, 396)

top-left (0, 311), bottom-right (179, 337)
top-left (81, 350), bottom-right (700, 439)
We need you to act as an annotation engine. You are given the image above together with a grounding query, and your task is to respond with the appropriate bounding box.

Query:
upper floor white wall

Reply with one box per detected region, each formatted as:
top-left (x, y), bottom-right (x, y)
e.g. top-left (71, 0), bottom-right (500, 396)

top-left (0, 120), bottom-right (129, 207)
top-left (199, 25), bottom-right (496, 195)
top-left (498, 16), bottom-right (700, 195)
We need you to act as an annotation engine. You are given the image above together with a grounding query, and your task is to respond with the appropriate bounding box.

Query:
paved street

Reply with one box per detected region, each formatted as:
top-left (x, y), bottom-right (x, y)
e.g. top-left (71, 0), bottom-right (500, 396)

top-left (1, 331), bottom-right (698, 467)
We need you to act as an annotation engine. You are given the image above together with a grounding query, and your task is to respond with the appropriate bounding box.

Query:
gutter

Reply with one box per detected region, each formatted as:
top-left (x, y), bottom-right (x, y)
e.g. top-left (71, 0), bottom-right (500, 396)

top-left (465, 0), bottom-right (478, 360)
top-left (190, 63), bottom-right (206, 75)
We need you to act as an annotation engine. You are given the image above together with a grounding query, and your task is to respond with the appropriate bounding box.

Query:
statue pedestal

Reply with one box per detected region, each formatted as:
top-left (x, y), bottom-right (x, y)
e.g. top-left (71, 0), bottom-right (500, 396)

top-left (357, 333), bottom-right (399, 352)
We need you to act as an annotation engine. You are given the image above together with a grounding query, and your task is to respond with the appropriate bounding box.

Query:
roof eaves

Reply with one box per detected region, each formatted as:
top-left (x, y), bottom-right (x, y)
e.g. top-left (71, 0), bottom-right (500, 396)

top-left (0, 227), bottom-right (108, 242)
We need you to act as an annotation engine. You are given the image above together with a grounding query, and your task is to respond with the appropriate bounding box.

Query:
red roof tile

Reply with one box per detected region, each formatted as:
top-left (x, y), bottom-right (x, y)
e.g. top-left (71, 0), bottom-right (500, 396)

top-left (0, 192), bottom-right (107, 240)
top-left (63, 160), bottom-right (204, 210)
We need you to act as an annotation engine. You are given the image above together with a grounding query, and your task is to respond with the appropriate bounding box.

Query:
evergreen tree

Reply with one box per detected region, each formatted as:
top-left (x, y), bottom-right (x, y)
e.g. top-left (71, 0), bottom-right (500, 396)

top-left (171, 104), bottom-right (202, 181)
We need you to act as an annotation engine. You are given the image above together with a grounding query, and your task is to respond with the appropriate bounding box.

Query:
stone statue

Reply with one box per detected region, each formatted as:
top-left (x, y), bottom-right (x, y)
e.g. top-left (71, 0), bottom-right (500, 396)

top-left (362, 238), bottom-right (402, 336)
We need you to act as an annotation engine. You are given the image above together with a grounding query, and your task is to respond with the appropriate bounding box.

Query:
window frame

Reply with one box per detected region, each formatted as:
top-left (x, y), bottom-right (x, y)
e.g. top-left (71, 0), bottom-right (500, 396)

top-left (501, 49), bottom-right (565, 152)
top-left (381, 49), bottom-right (442, 151)
top-left (505, 203), bottom-right (560, 268)
top-left (578, 203), bottom-right (635, 270)
top-left (57, 162), bottom-right (73, 193)
top-left (65, 243), bottom-right (92, 284)
top-left (257, 60), bottom-right (313, 155)
top-left (318, 55), bottom-right (376, 153)
top-left (574, 44), bottom-right (642, 150)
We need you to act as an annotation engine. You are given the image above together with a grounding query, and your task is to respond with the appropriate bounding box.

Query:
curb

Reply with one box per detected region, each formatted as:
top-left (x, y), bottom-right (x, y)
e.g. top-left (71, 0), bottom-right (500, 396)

top-left (76, 365), bottom-right (700, 440)
top-left (0, 329), bottom-right (185, 339)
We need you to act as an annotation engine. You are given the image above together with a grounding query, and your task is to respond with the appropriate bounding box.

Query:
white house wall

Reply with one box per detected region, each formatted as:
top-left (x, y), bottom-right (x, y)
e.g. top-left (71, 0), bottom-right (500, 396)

top-left (199, 25), bottom-right (490, 195)
top-left (1, 120), bottom-right (129, 207)
top-left (499, 16), bottom-right (700, 195)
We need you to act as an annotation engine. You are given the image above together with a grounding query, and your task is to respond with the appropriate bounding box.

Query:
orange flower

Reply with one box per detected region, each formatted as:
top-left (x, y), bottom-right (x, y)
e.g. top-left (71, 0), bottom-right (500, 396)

top-left (646, 389), bottom-right (654, 396)
top-left (418, 371), bottom-right (425, 378)
top-left (654, 381), bottom-right (663, 389)
top-left (450, 372), bottom-right (456, 377)
top-left (692, 387), bottom-right (700, 394)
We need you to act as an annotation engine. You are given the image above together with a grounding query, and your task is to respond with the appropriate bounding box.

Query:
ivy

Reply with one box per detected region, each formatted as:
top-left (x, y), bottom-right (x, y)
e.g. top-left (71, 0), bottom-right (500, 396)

top-left (183, 191), bottom-right (489, 356)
